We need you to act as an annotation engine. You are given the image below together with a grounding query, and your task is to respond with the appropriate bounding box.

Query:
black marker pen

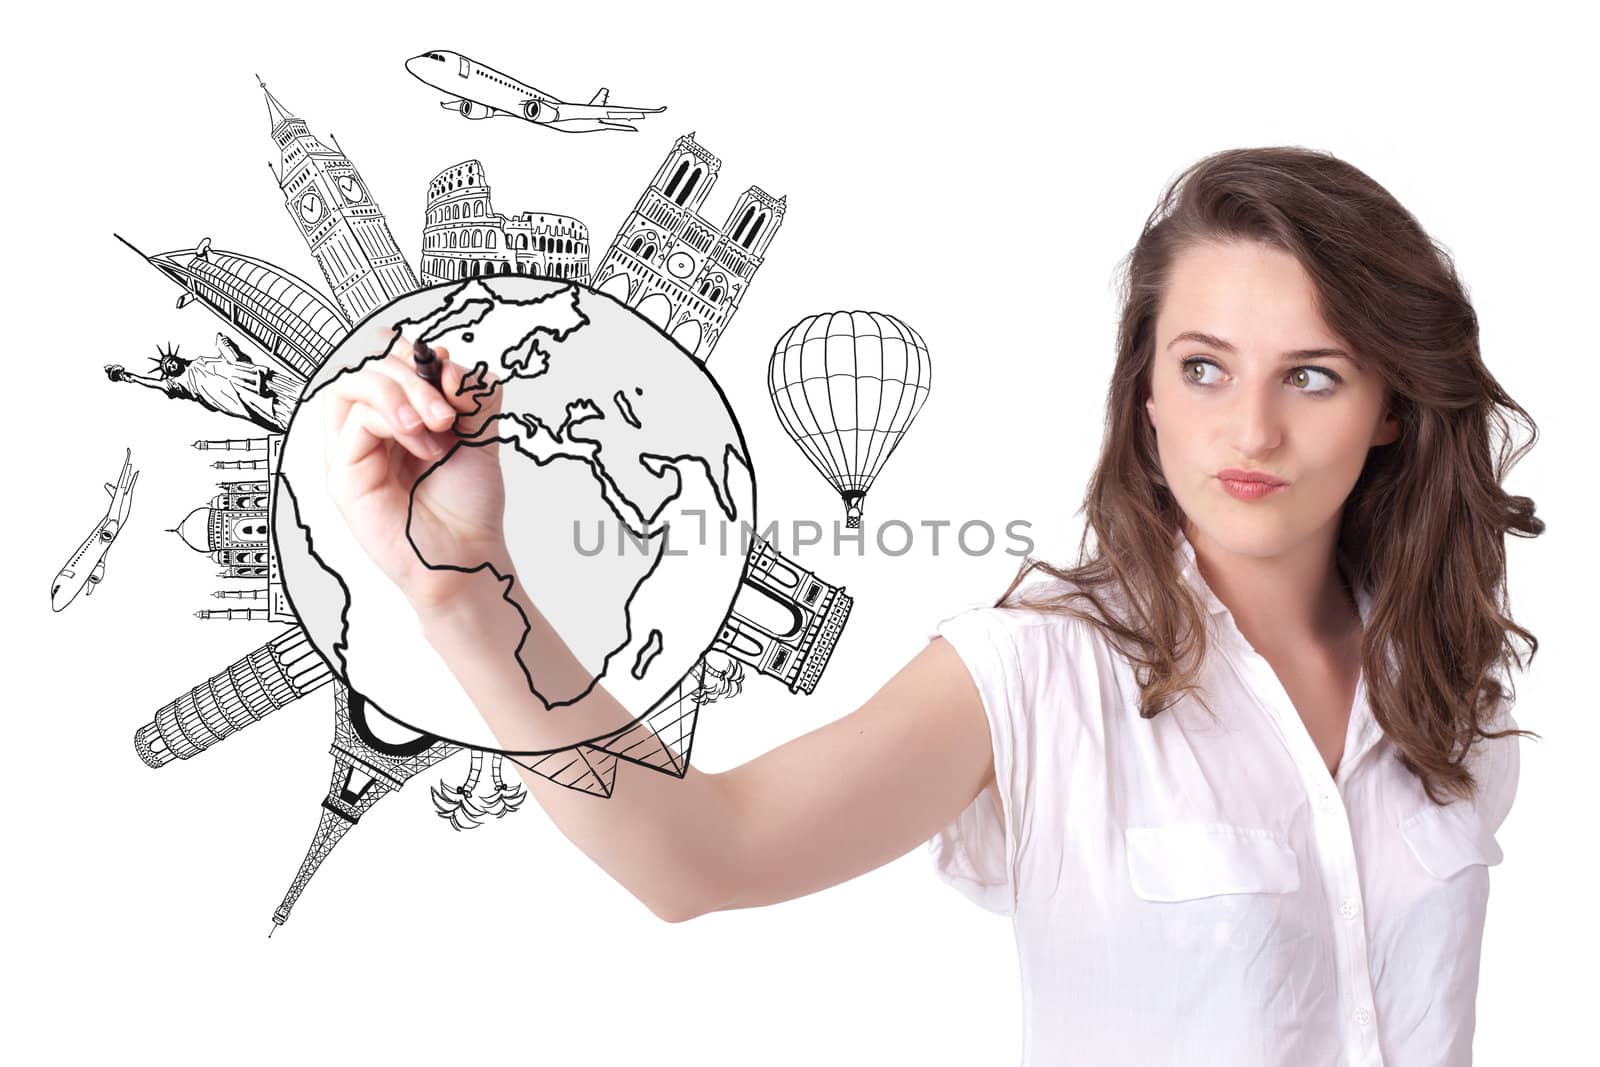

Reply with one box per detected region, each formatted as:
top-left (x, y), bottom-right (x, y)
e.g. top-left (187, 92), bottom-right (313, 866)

top-left (411, 336), bottom-right (444, 390)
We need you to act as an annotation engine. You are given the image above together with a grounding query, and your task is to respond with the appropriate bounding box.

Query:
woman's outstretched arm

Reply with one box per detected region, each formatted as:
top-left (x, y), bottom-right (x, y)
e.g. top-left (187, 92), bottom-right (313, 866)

top-left (322, 339), bottom-right (997, 923)
top-left (423, 583), bottom-right (992, 921)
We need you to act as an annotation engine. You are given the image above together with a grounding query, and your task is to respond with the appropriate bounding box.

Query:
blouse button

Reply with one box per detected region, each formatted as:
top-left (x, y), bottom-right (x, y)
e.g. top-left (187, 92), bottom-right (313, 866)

top-left (1354, 1006), bottom-right (1373, 1026)
top-left (1339, 897), bottom-right (1359, 920)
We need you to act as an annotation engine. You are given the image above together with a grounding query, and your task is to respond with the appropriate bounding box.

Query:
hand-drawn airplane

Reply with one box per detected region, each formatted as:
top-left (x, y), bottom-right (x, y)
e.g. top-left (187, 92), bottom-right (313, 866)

top-left (52, 449), bottom-right (139, 611)
top-left (404, 50), bottom-right (665, 133)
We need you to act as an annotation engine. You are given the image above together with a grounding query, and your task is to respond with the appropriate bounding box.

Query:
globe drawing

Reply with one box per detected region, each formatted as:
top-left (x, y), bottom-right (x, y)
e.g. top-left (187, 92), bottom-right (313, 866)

top-left (273, 276), bottom-right (756, 753)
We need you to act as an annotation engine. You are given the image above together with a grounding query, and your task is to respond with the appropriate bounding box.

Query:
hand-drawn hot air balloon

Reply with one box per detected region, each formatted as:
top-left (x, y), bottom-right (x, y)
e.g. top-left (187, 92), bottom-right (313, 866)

top-left (767, 311), bottom-right (931, 528)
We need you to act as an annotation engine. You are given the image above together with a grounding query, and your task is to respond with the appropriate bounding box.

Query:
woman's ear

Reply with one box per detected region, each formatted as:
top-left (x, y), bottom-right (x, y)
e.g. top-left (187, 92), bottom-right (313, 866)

top-left (1145, 395), bottom-right (1157, 429)
top-left (1374, 395), bottom-right (1401, 447)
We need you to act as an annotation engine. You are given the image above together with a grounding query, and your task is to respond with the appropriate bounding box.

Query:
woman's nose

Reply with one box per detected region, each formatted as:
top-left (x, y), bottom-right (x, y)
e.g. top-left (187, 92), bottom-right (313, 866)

top-left (1226, 382), bottom-right (1286, 455)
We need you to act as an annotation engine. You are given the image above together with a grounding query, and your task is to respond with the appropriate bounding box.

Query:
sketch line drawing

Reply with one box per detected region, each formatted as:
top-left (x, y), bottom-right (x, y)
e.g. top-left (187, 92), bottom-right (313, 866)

top-left (431, 749), bottom-right (528, 830)
top-left (270, 684), bottom-right (460, 935)
top-left (714, 535), bottom-right (853, 694)
top-left (591, 133), bottom-right (784, 360)
top-left (405, 50), bottom-right (664, 133)
top-left (582, 652), bottom-right (746, 777)
top-left (170, 435), bottom-right (295, 622)
top-left (106, 336), bottom-right (303, 433)
top-left (433, 749), bottom-right (491, 829)
top-left (477, 753), bottom-right (529, 817)
top-left (52, 449), bottom-right (139, 612)
top-left (98, 59), bottom-right (859, 928)
top-left (768, 311), bottom-right (932, 528)
top-left (505, 745), bottom-right (618, 798)
top-left (114, 234), bottom-right (349, 381)
top-left (405, 423), bottom-right (678, 712)
top-left (132, 625), bottom-right (333, 767)
top-left (259, 75), bottom-right (419, 324)
top-left (422, 159), bottom-right (589, 286)
top-left (283, 277), bottom-right (852, 757)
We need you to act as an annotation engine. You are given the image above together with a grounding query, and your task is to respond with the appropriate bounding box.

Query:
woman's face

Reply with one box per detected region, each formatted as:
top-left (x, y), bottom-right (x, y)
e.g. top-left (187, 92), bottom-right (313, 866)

top-left (1144, 240), bottom-right (1399, 560)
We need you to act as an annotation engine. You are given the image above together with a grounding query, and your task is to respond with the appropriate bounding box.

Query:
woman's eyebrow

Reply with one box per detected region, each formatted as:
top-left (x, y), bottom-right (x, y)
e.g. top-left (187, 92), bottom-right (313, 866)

top-left (1166, 330), bottom-right (1355, 362)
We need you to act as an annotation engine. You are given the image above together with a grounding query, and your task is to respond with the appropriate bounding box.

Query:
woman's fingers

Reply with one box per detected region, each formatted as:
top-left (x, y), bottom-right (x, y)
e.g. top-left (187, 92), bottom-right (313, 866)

top-left (369, 351), bottom-right (460, 432)
top-left (327, 362), bottom-right (451, 462)
top-left (359, 336), bottom-right (506, 447)
top-left (329, 355), bottom-right (420, 430)
top-left (329, 403), bottom-right (398, 501)
top-left (399, 343), bottom-right (507, 439)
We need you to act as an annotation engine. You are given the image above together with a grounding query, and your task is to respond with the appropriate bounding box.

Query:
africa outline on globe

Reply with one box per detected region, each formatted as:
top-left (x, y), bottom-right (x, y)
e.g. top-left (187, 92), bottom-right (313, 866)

top-left (273, 275), bottom-right (757, 754)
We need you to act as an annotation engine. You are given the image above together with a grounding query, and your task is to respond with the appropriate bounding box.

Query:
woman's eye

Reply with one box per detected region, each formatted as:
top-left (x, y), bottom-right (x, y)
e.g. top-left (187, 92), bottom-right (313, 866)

top-left (1181, 357), bottom-right (1340, 395)
top-left (1182, 357), bottom-right (1220, 385)
top-left (1288, 366), bottom-right (1339, 394)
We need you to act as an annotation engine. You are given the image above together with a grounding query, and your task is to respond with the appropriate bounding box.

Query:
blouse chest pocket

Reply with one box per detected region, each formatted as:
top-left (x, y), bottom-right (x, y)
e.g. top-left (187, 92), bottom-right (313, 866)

top-left (1399, 802), bottom-right (1504, 879)
top-left (1123, 823), bottom-right (1301, 902)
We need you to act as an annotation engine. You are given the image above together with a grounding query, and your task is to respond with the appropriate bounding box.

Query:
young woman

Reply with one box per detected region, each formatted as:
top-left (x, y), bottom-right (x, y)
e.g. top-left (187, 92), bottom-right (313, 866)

top-left (321, 146), bottom-right (1542, 1064)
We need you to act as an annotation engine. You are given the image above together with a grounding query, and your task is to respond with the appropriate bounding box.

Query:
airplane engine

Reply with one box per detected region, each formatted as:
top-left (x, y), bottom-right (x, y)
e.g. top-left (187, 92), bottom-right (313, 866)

top-left (522, 99), bottom-right (544, 121)
top-left (457, 99), bottom-right (495, 120)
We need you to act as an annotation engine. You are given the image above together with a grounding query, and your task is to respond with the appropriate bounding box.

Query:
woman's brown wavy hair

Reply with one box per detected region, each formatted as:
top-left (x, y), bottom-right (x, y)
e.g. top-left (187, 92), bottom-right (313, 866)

top-left (997, 146), bottom-right (1542, 806)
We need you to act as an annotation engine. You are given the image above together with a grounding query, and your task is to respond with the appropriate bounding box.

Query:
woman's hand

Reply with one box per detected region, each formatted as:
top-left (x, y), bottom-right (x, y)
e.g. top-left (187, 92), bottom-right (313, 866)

top-left (322, 334), bottom-right (509, 614)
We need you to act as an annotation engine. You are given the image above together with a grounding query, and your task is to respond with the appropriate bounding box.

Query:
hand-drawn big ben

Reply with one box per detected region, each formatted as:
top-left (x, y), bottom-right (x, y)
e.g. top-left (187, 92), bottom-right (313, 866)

top-left (259, 76), bottom-right (419, 325)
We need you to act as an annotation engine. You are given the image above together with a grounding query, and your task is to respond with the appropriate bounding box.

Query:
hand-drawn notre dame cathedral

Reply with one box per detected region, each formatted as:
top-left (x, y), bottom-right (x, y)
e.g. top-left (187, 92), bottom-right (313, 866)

top-left (593, 133), bottom-right (784, 360)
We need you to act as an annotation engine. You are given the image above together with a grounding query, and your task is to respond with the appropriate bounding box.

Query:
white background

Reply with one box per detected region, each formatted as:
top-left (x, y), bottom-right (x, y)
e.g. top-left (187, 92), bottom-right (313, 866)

top-left (5, 1), bottom-right (1593, 1063)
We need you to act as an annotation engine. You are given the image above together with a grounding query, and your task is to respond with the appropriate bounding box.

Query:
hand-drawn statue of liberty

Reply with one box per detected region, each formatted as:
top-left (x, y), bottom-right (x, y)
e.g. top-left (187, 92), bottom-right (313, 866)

top-left (105, 334), bottom-right (305, 433)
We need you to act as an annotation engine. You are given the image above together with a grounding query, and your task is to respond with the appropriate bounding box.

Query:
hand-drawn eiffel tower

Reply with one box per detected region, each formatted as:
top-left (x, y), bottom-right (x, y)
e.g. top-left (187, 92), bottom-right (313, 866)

top-left (270, 683), bottom-right (459, 934)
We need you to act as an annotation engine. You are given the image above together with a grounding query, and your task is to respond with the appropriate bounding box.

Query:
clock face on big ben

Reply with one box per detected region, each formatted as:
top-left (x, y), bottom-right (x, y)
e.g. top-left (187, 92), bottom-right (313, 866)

top-left (336, 175), bottom-right (366, 205)
top-left (297, 189), bottom-right (326, 226)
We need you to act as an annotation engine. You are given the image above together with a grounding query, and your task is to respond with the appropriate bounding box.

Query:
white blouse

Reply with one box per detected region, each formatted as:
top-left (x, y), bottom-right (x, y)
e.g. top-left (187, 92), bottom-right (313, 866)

top-left (926, 530), bottom-right (1520, 1066)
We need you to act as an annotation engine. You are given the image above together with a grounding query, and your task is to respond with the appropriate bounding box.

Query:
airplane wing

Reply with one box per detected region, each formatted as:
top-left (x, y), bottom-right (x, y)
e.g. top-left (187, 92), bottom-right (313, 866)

top-left (523, 89), bottom-right (665, 127)
top-left (579, 101), bottom-right (666, 121)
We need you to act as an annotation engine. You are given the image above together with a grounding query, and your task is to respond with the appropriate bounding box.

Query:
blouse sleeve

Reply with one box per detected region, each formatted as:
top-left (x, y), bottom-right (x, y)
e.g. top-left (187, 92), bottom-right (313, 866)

top-left (924, 604), bottom-right (1030, 917)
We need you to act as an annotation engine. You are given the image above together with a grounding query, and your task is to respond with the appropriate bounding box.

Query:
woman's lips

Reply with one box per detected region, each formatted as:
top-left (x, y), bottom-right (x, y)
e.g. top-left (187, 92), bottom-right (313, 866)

top-left (1217, 471), bottom-right (1289, 501)
top-left (1217, 467), bottom-right (1288, 485)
